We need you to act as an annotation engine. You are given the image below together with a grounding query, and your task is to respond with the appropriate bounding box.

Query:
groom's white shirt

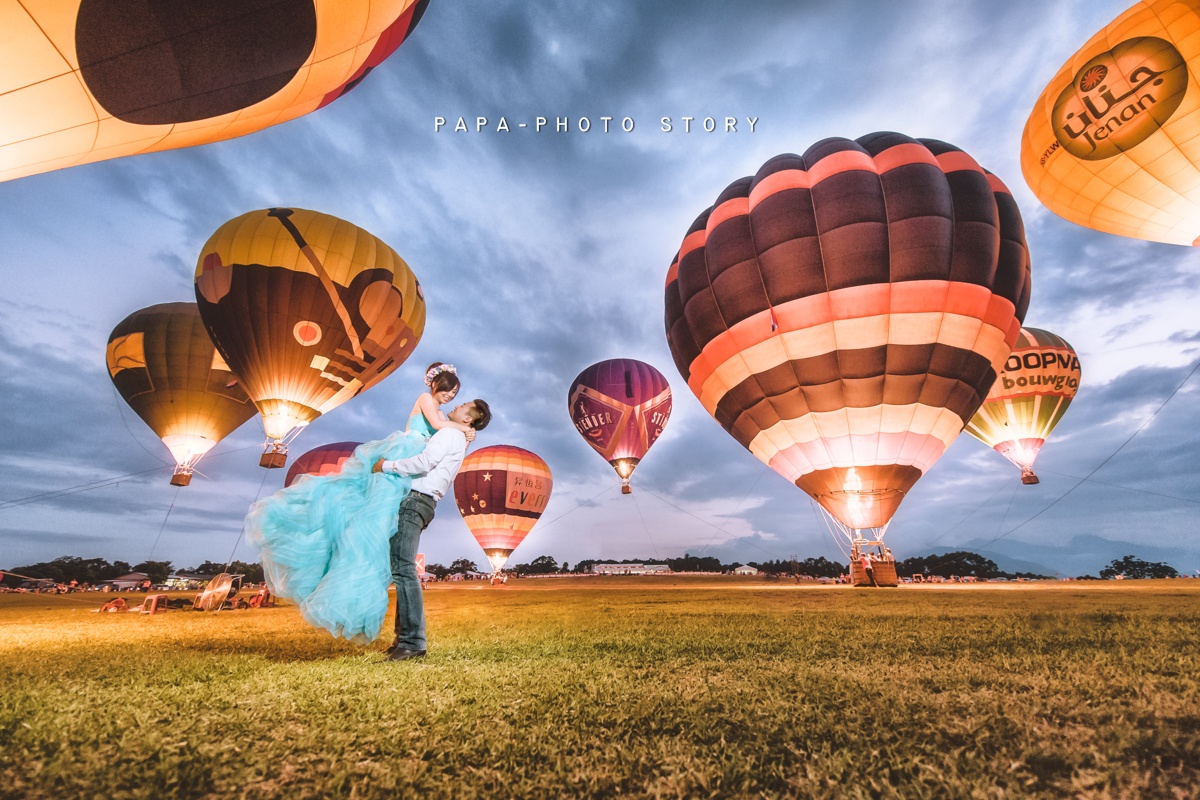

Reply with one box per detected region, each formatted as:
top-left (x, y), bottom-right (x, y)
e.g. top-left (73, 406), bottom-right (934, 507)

top-left (380, 428), bottom-right (467, 500)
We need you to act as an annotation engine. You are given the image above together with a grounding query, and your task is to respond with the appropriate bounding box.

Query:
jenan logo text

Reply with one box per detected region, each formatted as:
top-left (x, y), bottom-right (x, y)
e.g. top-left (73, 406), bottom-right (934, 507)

top-left (1050, 36), bottom-right (1187, 162)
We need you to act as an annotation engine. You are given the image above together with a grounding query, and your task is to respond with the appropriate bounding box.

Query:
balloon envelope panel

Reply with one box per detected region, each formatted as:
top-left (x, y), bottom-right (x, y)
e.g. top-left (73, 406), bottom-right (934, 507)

top-left (965, 328), bottom-right (1081, 473)
top-left (1021, 0), bottom-right (1200, 246)
top-left (664, 132), bottom-right (1031, 530)
top-left (0, 0), bottom-right (430, 182)
top-left (453, 445), bottom-right (552, 572)
top-left (284, 441), bottom-right (363, 487)
top-left (106, 302), bottom-right (256, 472)
top-left (194, 207), bottom-right (425, 441)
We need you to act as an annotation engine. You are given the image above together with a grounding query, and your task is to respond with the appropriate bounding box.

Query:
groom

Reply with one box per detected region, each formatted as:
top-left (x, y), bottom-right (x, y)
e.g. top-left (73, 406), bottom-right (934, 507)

top-left (372, 399), bottom-right (491, 661)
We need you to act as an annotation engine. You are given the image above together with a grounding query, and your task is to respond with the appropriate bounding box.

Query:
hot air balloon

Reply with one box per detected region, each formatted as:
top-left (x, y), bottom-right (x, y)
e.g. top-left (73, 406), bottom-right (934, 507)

top-left (664, 132), bottom-right (1031, 572)
top-left (1, 0), bottom-right (429, 182)
top-left (1021, 0), bottom-right (1200, 246)
top-left (284, 441), bottom-right (363, 488)
top-left (106, 302), bottom-right (256, 485)
top-left (568, 359), bottom-right (672, 494)
top-left (964, 328), bottom-right (1081, 485)
top-left (453, 445), bottom-right (552, 573)
top-left (194, 207), bottom-right (425, 468)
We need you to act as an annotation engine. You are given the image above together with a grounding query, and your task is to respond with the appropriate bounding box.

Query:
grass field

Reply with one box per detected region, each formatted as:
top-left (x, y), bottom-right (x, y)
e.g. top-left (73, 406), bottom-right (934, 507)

top-left (2, 578), bottom-right (1199, 799)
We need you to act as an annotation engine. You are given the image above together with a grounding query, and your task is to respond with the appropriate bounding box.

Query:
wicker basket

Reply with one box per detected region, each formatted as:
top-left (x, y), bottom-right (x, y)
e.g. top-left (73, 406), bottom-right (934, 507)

top-left (850, 559), bottom-right (898, 587)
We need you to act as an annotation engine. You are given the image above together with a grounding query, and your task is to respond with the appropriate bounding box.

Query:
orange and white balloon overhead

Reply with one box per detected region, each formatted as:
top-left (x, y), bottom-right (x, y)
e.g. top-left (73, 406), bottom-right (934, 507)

top-left (0, 0), bottom-right (429, 182)
top-left (1021, 0), bottom-right (1200, 246)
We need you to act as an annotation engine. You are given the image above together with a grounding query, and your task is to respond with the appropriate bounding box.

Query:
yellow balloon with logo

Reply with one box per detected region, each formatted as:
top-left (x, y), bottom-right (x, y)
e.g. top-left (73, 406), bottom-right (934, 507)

top-left (964, 328), bottom-right (1082, 485)
top-left (1020, 0), bottom-right (1200, 246)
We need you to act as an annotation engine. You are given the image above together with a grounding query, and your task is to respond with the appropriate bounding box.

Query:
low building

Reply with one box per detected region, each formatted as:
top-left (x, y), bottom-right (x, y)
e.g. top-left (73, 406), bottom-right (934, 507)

top-left (106, 572), bottom-right (151, 591)
top-left (592, 563), bottom-right (671, 575)
top-left (733, 565), bottom-right (758, 575)
top-left (593, 563), bottom-right (640, 575)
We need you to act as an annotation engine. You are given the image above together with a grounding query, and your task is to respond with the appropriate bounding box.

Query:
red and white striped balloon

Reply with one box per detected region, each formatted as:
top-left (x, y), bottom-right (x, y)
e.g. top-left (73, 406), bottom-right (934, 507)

top-left (453, 445), bottom-right (553, 572)
top-left (284, 441), bottom-right (362, 488)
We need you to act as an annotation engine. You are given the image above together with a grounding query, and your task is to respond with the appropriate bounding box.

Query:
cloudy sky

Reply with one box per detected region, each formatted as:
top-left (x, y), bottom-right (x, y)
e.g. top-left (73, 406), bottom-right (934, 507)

top-left (1, 0), bottom-right (1197, 576)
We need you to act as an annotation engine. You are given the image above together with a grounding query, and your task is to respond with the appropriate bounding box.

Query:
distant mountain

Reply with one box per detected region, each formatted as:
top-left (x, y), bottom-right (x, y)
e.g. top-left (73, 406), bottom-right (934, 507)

top-left (924, 546), bottom-right (1062, 577)
top-left (951, 534), bottom-right (1200, 578)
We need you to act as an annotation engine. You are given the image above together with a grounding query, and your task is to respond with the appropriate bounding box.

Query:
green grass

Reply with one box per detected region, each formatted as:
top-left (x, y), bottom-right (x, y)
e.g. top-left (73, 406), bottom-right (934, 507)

top-left (2, 578), bottom-right (1199, 798)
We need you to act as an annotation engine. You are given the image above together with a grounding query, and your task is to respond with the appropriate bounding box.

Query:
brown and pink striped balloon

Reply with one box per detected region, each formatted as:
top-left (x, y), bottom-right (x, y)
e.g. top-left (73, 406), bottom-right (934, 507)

top-left (664, 132), bottom-right (1031, 531)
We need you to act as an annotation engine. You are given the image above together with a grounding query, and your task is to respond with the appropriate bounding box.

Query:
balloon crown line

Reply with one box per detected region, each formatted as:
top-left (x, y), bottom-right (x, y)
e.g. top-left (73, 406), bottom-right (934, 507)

top-left (425, 363), bottom-right (457, 387)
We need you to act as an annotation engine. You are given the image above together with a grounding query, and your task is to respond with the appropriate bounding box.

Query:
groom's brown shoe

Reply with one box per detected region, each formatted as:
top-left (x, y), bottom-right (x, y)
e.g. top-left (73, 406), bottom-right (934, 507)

top-left (387, 647), bottom-right (426, 661)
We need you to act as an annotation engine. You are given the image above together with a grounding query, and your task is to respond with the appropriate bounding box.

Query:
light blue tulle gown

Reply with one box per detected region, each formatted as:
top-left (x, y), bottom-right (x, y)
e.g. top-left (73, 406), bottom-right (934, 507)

top-left (245, 413), bottom-right (437, 643)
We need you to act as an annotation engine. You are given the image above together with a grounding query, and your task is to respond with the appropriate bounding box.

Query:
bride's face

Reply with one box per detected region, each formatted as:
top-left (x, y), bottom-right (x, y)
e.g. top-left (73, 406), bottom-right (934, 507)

top-left (434, 387), bottom-right (458, 405)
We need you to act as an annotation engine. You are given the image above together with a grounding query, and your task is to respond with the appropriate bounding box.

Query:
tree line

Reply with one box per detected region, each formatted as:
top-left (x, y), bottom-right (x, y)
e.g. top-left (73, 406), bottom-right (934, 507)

top-left (0, 556), bottom-right (264, 586)
top-left (439, 552), bottom-right (1183, 581)
top-left (4, 552), bottom-right (1183, 586)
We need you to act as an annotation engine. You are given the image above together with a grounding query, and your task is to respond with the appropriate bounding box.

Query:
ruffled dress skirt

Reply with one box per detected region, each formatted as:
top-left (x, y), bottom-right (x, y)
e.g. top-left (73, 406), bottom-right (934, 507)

top-left (245, 430), bottom-right (425, 643)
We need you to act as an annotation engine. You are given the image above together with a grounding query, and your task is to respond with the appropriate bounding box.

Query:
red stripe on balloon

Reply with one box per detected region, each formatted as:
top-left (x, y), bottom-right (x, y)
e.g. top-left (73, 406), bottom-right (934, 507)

top-left (749, 143), bottom-right (949, 210)
top-left (871, 142), bottom-right (941, 173)
top-left (706, 196), bottom-right (750, 231)
top-left (677, 229), bottom-right (707, 262)
top-left (934, 150), bottom-right (984, 175)
top-left (985, 172), bottom-right (1012, 195)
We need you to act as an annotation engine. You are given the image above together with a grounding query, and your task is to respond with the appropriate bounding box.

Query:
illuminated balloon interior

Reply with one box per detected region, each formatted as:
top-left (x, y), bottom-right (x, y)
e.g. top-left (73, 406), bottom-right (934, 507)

top-left (568, 359), bottom-right (672, 495)
top-left (965, 327), bottom-right (1081, 485)
top-left (454, 445), bottom-right (553, 574)
top-left (106, 302), bottom-right (256, 486)
top-left (194, 208), bottom-right (425, 467)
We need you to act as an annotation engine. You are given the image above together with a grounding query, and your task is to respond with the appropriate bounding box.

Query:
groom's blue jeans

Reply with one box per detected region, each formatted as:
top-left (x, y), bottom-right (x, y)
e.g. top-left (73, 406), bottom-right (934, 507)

top-left (391, 490), bottom-right (436, 650)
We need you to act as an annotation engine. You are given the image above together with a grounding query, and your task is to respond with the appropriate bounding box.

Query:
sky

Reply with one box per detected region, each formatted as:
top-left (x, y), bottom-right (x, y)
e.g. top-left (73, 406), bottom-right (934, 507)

top-left (1, 0), bottom-right (1198, 577)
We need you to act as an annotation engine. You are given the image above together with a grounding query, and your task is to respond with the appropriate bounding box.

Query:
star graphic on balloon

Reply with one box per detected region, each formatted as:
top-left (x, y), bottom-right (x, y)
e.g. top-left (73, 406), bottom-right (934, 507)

top-left (482, 472), bottom-right (492, 481)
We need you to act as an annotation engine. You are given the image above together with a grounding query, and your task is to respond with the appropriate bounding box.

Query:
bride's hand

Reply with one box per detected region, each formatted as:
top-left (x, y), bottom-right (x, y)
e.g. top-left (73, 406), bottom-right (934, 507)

top-left (465, 429), bottom-right (476, 443)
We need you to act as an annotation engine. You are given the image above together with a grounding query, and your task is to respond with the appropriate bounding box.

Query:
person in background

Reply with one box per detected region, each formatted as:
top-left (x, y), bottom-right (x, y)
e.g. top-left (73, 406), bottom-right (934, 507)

top-left (859, 552), bottom-right (878, 587)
